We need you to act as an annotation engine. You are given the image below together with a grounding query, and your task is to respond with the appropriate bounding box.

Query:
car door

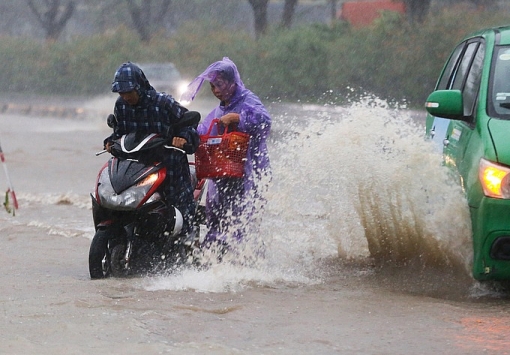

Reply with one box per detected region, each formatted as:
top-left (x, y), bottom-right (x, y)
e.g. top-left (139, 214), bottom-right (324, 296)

top-left (428, 39), bottom-right (485, 176)
top-left (427, 42), bottom-right (464, 152)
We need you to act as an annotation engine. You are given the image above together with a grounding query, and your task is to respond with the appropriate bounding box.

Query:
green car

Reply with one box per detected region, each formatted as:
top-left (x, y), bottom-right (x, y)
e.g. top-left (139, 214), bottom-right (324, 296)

top-left (425, 25), bottom-right (510, 281)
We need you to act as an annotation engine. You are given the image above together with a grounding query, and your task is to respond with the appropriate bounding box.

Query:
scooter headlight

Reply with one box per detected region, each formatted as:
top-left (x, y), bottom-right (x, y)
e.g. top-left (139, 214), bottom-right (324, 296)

top-left (479, 158), bottom-right (510, 199)
top-left (98, 171), bottom-right (161, 210)
top-left (137, 173), bottom-right (158, 187)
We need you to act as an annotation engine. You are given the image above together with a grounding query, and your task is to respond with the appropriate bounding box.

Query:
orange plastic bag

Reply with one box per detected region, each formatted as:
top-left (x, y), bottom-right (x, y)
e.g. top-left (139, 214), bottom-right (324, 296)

top-left (195, 119), bottom-right (250, 179)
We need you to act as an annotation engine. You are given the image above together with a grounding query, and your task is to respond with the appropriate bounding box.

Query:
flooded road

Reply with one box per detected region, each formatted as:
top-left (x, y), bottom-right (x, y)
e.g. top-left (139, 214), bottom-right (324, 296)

top-left (1, 95), bottom-right (510, 354)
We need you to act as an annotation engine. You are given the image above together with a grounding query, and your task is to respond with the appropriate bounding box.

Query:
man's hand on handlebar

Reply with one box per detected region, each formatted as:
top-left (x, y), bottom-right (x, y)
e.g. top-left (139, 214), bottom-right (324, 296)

top-left (104, 141), bottom-right (113, 153)
top-left (172, 137), bottom-right (187, 149)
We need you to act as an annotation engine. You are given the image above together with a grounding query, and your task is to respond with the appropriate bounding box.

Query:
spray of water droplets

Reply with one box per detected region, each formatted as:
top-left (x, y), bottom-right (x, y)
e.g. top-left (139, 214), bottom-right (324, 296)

top-left (145, 98), bottom-right (474, 293)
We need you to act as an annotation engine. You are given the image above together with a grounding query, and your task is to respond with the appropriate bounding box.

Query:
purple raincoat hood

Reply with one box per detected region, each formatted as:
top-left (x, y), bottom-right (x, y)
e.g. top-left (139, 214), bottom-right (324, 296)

top-left (181, 57), bottom-right (245, 102)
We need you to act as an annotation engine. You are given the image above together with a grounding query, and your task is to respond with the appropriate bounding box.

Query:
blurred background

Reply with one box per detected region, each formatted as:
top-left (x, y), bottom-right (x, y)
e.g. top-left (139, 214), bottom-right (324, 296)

top-left (0, 0), bottom-right (509, 106)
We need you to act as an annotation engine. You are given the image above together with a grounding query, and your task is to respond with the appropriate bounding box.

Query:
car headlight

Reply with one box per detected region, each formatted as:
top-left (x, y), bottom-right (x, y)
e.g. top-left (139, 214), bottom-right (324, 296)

top-left (479, 158), bottom-right (510, 199)
top-left (177, 81), bottom-right (189, 101)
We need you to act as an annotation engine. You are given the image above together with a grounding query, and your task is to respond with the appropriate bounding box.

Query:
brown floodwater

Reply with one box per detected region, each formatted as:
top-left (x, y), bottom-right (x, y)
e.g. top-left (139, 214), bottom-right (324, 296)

top-left (0, 96), bottom-right (509, 354)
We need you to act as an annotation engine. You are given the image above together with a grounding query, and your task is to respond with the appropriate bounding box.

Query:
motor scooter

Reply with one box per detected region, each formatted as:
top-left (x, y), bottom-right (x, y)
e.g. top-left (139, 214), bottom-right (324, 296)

top-left (88, 111), bottom-right (205, 279)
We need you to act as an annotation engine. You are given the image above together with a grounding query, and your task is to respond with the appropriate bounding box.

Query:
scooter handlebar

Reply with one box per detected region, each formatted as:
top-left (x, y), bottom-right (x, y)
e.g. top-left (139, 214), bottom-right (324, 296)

top-left (163, 145), bottom-right (186, 154)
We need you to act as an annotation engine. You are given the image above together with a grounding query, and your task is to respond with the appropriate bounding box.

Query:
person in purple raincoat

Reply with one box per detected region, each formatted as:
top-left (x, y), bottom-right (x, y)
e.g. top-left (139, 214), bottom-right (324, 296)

top-left (181, 57), bottom-right (271, 249)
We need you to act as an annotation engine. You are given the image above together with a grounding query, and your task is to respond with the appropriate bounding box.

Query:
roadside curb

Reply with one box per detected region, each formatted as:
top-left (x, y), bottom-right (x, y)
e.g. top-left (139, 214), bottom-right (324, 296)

top-left (0, 94), bottom-right (113, 120)
top-left (0, 102), bottom-right (90, 118)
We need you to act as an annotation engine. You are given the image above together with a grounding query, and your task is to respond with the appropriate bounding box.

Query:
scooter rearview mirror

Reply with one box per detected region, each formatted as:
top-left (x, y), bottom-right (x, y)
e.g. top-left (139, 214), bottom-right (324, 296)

top-left (181, 111), bottom-right (201, 128)
top-left (172, 111), bottom-right (201, 132)
top-left (106, 114), bottom-right (117, 128)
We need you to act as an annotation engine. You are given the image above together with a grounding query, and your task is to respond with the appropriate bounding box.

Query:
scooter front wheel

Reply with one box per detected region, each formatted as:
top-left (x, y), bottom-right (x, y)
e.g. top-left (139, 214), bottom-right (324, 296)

top-left (89, 229), bottom-right (111, 279)
top-left (110, 243), bottom-right (130, 278)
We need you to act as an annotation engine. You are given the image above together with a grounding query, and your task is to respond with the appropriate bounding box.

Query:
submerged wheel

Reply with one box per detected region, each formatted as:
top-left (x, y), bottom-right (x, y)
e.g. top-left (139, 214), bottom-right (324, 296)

top-left (110, 243), bottom-right (130, 278)
top-left (89, 229), bottom-right (111, 279)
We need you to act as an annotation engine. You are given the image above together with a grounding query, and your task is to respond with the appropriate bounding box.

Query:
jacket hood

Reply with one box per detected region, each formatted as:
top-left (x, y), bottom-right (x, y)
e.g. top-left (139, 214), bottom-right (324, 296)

top-left (111, 62), bottom-right (154, 93)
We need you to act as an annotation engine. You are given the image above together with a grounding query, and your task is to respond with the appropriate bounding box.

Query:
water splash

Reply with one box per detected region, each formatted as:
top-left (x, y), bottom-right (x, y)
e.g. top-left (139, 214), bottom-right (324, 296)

top-left (270, 98), bottom-right (472, 269)
top-left (145, 98), bottom-right (474, 293)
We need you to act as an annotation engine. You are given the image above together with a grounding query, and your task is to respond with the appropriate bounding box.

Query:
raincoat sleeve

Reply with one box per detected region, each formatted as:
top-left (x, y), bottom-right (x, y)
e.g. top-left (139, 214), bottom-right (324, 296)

top-left (197, 110), bottom-right (219, 136)
top-left (162, 97), bottom-right (199, 155)
top-left (237, 91), bottom-right (271, 140)
top-left (177, 126), bottom-right (199, 154)
top-left (164, 96), bottom-right (188, 122)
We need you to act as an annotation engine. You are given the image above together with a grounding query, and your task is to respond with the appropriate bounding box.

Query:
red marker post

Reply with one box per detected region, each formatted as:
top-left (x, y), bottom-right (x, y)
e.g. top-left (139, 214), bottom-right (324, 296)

top-left (0, 141), bottom-right (18, 215)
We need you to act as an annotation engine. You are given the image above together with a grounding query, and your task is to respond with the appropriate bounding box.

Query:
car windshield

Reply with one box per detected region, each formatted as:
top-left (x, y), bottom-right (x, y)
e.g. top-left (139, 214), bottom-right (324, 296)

top-left (140, 63), bottom-right (181, 82)
top-left (490, 46), bottom-right (510, 118)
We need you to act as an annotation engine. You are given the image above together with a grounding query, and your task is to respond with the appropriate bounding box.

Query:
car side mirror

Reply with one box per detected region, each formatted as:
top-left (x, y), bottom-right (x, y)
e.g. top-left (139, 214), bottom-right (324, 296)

top-left (425, 90), bottom-right (464, 120)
